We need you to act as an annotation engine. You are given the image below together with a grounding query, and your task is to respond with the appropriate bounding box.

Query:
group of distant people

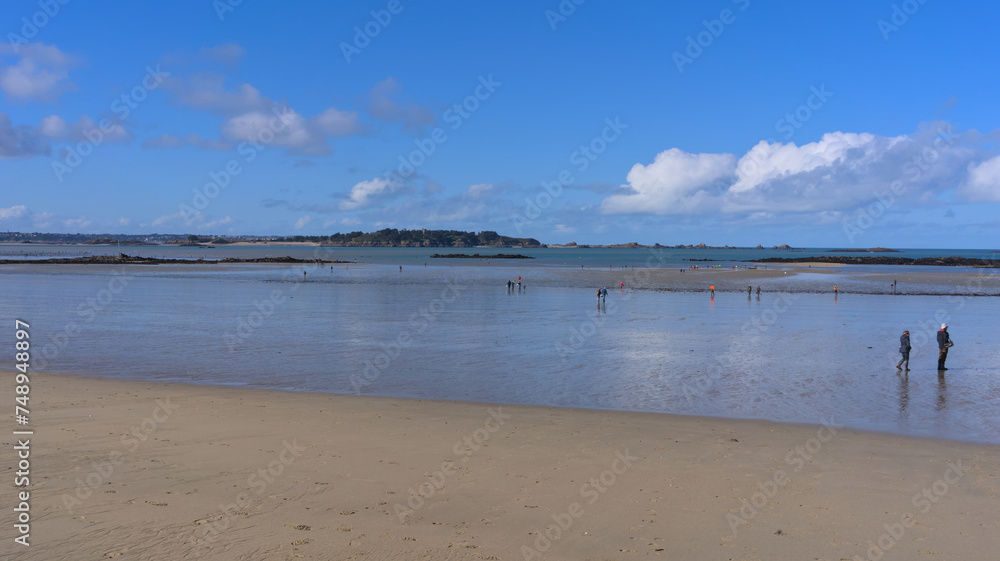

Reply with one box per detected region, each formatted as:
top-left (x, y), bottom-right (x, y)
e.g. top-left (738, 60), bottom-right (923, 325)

top-left (507, 276), bottom-right (524, 291)
top-left (896, 324), bottom-right (953, 372)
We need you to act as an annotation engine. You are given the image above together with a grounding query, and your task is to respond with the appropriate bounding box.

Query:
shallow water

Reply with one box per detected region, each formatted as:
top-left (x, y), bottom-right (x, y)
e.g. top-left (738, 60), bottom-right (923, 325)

top-left (2, 262), bottom-right (998, 444)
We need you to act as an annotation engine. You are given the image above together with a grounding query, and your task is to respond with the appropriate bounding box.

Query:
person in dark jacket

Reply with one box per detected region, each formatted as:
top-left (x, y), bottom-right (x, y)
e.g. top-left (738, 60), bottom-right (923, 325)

top-left (896, 330), bottom-right (911, 371)
top-left (937, 324), bottom-right (951, 370)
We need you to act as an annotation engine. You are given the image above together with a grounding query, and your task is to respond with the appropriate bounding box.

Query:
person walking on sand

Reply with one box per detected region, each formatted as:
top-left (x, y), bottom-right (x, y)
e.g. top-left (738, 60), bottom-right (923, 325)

top-left (755, 286), bottom-right (761, 296)
top-left (834, 285), bottom-right (839, 294)
top-left (601, 287), bottom-right (608, 301)
top-left (937, 324), bottom-right (952, 370)
top-left (897, 330), bottom-right (911, 371)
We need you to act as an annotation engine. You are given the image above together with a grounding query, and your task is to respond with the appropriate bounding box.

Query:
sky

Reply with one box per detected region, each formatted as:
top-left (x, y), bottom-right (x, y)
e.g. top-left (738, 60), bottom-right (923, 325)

top-left (1, 0), bottom-right (999, 248)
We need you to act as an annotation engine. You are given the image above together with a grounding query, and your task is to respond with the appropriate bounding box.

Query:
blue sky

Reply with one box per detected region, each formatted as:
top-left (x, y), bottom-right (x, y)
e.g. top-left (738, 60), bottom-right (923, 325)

top-left (1, 0), bottom-right (999, 247)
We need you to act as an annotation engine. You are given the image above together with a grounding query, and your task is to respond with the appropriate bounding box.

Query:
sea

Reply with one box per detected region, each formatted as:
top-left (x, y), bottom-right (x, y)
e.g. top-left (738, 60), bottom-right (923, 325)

top-left (2, 244), bottom-right (999, 444)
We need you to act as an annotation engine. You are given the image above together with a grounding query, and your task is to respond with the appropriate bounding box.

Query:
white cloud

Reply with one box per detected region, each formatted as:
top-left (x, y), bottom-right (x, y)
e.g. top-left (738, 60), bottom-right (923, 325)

top-left (118, 217), bottom-right (131, 226)
top-left (293, 215), bottom-right (312, 229)
top-left (0, 205), bottom-right (28, 219)
top-left (961, 156), bottom-right (1000, 202)
top-left (221, 107), bottom-right (322, 153)
top-left (601, 148), bottom-right (736, 215)
top-left (0, 43), bottom-right (80, 103)
top-left (340, 178), bottom-right (394, 210)
top-left (602, 125), bottom-right (992, 218)
top-left (39, 115), bottom-right (131, 143)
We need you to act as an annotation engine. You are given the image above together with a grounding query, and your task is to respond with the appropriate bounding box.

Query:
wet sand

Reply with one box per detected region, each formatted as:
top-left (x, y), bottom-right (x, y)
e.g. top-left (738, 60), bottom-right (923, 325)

top-left (9, 374), bottom-right (999, 560)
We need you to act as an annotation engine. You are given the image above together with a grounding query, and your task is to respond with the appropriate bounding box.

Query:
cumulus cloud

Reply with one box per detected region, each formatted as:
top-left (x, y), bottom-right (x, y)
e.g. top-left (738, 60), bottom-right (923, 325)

top-left (961, 155), bottom-right (1000, 202)
top-left (0, 205), bottom-right (28, 220)
top-left (340, 178), bottom-right (395, 210)
top-left (601, 125), bottom-right (996, 218)
top-left (161, 72), bottom-right (362, 155)
top-left (601, 148), bottom-right (736, 215)
top-left (0, 42), bottom-right (80, 103)
top-left (368, 77), bottom-right (435, 132)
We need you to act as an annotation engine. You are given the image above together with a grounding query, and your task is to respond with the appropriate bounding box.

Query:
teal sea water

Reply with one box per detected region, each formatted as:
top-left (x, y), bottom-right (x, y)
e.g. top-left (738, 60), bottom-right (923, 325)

top-left (2, 246), bottom-right (998, 444)
top-left (2, 243), bottom-right (999, 266)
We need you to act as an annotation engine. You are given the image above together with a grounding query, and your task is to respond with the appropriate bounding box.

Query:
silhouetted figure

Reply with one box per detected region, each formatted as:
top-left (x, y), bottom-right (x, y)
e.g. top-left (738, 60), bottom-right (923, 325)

top-left (937, 324), bottom-right (952, 370)
top-left (896, 330), bottom-right (910, 371)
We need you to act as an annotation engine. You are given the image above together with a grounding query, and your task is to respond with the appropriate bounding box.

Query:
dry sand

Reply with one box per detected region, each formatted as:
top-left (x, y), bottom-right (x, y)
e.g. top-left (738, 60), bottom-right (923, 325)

top-left (5, 374), bottom-right (999, 560)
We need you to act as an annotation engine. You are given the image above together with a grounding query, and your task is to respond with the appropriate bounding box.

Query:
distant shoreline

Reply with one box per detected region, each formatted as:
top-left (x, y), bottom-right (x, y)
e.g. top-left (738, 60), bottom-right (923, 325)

top-left (750, 256), bottom-right (1000, 267)
top-left (0, 254), bottom-right (349, 265)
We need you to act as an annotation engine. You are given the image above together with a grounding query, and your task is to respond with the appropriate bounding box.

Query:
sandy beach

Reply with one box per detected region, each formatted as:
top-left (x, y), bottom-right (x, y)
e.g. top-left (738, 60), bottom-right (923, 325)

top-left (6, 374), bottom-right (998, 560)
